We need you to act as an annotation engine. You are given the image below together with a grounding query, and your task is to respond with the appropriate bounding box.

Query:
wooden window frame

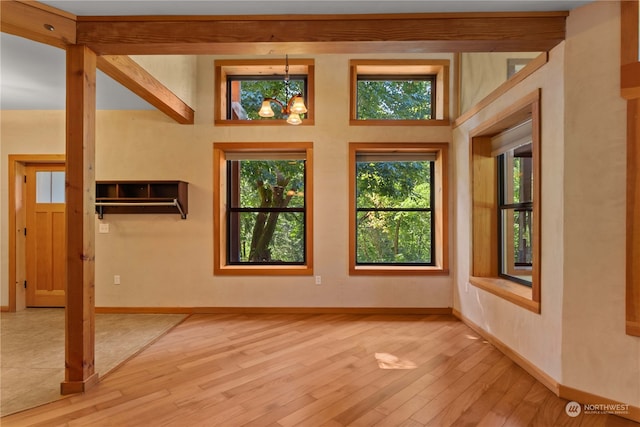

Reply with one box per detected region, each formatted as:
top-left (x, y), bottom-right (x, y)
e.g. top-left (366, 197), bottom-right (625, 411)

top-left (213, 142), bottom-right (314, 275)
top-left (622, 0), bottom-right (640, 336)
top-left (348, 142), bottom-right (449, 276)
top-left (349, 60), bottom-right (450, 126)
top-left (469, 89), bottom-right (541, 313)
top-left (214, 59), bottom-right (315, 126)
top-left (497, 143), bottom-right (534, 285)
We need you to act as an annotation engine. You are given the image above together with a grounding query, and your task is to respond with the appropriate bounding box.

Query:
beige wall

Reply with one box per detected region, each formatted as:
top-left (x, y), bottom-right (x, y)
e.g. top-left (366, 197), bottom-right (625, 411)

top-left (0, 111), bottom-right (67, 305)
top-left (561, 0), bottom-right (640, 406)
top-left (453, 39), bottom-right (566, 382)
top-left (453, 0), bottom-right (639, 408)
top-left (1, 53), bottom-right (454, 309)
top-left (459, 51), bottom-right (541, 114)
top-left (130, 55), bottom-right (197, 106)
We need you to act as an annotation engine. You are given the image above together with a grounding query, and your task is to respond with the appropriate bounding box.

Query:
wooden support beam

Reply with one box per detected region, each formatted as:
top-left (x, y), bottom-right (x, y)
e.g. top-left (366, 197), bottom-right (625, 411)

top-left (627, 98), bottom-right (640, 337)
top-left (76, 12), bottom-right (568, 55)
top-left (97, 55), bottom-right (194, 124)
top-left (0, 0), bottom-right (76, 48)
top-left (622, 62), bottom-right (640, 100)
top-left (61, 44), bottom-right (98, 395)
top-left (1, 1), bottom-right (193, 125)
top-left (621, 0), bottom-right (640, 337)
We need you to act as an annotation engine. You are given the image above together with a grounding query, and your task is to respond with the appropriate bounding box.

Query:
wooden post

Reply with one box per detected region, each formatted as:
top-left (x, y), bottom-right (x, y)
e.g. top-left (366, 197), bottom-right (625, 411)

top-left (621, 0), bottom-right (640, 337)
top-left (61, 44), bottom-right (98, 394)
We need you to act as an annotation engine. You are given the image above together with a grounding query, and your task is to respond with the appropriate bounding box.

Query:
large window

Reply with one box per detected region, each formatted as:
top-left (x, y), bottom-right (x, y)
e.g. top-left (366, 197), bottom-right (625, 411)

top-left (349, 143), bottom-right (448, 275)
top-left (213, 142), bottom-right (313, 275)
top-left (470, 90), bottom-right (540, 313)
top-left (215, 59), bottom-right (314, 125)
top-left (350, 60), bottom-right (450, 126)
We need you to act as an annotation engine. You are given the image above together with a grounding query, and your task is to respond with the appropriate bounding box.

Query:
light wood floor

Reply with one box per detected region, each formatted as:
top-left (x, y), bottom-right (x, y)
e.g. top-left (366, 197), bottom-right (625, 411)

top-left (1, 313), bottom-right (637, 426)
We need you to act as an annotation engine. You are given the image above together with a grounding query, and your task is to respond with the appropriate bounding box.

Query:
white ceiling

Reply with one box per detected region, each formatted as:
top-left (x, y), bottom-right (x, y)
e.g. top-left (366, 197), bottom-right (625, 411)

top-left (1, 0), bottom-right (593, 110)
top-left (38, 0), bottom-right (594, 15)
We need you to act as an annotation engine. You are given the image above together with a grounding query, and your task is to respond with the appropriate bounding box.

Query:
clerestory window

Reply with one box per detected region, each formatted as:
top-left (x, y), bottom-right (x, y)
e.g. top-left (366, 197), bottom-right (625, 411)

top-left (350, 60), bottom-right (450, 125)
top-left (215, 59), bottom-right (314, 126)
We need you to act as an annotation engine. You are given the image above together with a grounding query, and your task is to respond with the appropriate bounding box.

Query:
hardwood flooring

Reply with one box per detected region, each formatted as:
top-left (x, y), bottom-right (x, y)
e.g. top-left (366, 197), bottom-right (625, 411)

top-left (1, 313), bottom-right (637, 426)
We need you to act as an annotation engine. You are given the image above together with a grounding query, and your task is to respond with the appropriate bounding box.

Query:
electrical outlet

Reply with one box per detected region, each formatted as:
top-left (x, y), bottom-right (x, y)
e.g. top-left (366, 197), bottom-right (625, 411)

top-left (99, 223), bottom-right (110, 234)
top-left (315, 275), bottom-right (322, 285)
top-left (114, 275), bottom-right (121, 285)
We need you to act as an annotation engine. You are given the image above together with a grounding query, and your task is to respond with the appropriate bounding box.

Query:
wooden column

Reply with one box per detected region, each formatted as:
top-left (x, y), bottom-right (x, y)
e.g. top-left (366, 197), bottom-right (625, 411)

top-left (61, 44), bottom-right (98, 394)
top-left (621, 0), bottom-right (640, 337)
top-left (628, 98), bottom-right (640, 336)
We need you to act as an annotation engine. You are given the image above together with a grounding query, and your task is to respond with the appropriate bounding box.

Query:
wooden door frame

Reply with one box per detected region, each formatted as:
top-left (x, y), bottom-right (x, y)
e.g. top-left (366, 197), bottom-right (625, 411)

top-left (7, 154), bottom-right (65, 312)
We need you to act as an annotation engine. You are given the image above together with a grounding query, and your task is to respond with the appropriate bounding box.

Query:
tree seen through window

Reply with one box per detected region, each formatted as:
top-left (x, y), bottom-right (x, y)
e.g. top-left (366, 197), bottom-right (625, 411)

top-left (356, 77), bottom-right (434, 120)
top-left (227, 158), bottom-right (306, 264)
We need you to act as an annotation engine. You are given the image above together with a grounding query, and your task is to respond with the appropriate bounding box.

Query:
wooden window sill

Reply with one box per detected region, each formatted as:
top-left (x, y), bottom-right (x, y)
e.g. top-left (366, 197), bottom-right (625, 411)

top-left (349, 119), bottom-right (451, 126)
top-left (470, 276), bottom-right (540, 313)
top-left (214, 119), bottom-right (315, 126)
top-left (214, 265), bottom-right (313, 276)
top-left (351, 266), bottom-right (449, 276)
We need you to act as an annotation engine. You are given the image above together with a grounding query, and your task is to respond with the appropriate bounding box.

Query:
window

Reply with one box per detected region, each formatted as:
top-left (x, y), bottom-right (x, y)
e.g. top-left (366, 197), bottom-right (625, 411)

top-left (507, 58), bottom-right (533, 78)
top-left (226, 75), bottom-right (307, 121)
top-left (356, 75), bottom-right (435, 120)
top-left (215, 59), bottom-right (314, 125)
top-left (349, 143), bottom-right (448, 275)
top-left (470, 89), bottom-right (540, 313)
top-left (36, 171), bottom-right (65, 203)
top-left (213, 142), bottom-right (313, 275)
top-left (498, 135), bottom-right (533, 285)
top-left (350, 60), bottom-right (450, 125)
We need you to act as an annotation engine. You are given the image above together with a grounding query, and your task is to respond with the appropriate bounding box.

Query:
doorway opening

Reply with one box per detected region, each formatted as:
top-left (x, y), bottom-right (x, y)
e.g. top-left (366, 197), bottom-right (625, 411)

top-left (7, 154), bottom-right (65, 312)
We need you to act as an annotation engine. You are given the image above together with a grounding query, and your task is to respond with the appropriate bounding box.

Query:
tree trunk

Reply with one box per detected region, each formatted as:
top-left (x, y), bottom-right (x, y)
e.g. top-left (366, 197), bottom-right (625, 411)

top-left (249, 173), bottom-right (292, 262)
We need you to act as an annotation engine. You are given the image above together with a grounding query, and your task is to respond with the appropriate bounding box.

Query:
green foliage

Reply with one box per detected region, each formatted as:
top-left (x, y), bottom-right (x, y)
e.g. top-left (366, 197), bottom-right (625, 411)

top-left (499, 148), bottom-right (533, 273)
top-left (356, 161), bottom-right (433, 264)
top-left (357, 80), bottom-right (432, 120)
top-left (233, 160), bottom-right (305, 263)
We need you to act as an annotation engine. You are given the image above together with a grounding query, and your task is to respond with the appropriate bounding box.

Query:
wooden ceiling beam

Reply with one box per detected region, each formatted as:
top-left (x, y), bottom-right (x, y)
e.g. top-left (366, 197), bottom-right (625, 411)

top-left (97, 55), bottom-right (195, 124)
top-left (75, 12), bottom-right (568, 55)
top-left (1, 0), bottom-right (194, 125)
top-left (1, 0), bottom-right (76, 48)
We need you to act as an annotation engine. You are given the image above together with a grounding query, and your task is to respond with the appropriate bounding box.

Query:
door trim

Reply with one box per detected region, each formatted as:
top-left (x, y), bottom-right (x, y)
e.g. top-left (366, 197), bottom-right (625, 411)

top-left (7, 154), bottom-right (65, 312)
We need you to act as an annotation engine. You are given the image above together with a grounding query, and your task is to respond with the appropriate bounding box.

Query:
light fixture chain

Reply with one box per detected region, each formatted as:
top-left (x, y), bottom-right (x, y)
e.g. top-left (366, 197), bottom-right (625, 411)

top-left (284, 54), bottom-right (290, 100)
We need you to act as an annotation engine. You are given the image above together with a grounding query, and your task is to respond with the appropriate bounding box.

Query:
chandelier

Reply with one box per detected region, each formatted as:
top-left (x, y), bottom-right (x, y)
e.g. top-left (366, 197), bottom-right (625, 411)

top-left (257, 55), bottom-right (308, 125)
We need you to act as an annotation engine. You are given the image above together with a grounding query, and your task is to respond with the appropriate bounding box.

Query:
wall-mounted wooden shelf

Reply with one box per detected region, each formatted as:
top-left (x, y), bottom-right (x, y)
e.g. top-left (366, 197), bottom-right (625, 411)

top-left (95, 181), bottom-right (188, 219)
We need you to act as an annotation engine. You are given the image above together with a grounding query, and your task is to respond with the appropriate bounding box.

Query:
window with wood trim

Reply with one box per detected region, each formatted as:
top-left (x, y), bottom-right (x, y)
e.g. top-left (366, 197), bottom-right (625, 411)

top-left (214, 59), bottom-right (314, 126)
top-left (497, 123), bottom-right (534, 286)
top-left (349, 143), bottom-right (449, 275)
top-left (213, 142), bottom-right (313, 275)
top-left (350, 60), bottom-right (449, 125)
top-left (470, 89), bottom-right (541, 313)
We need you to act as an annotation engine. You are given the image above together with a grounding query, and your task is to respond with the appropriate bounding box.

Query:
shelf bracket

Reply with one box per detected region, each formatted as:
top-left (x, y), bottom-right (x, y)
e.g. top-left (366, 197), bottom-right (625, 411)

top-left (95, 199), bottom-right (187, 219)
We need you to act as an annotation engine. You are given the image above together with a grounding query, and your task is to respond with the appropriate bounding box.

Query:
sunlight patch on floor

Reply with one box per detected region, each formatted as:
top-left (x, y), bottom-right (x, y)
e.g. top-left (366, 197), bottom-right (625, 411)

top-left (374, 352), bottom-right (417, 369)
